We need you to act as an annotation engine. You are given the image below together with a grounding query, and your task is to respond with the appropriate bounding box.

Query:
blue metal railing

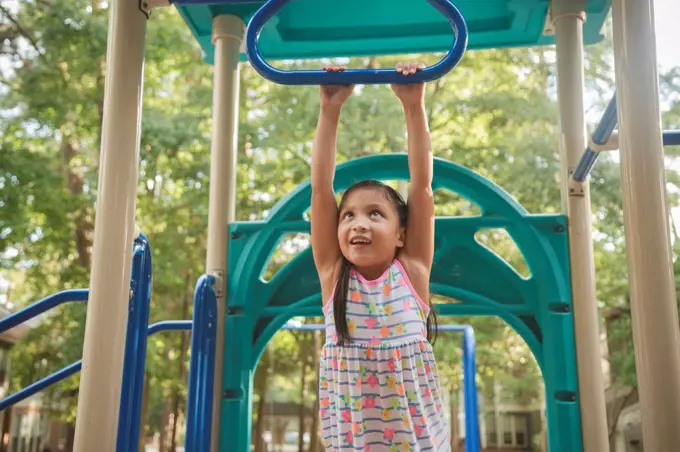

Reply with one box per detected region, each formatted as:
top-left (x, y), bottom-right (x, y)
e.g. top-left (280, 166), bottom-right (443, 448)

top-left (0, 234), bottom-right (154, 427)
top-left (0, 290), bottom-right (89, 332)
top-left (0, 320), bottom-right (192, 412)
top-left (117, 234), bottom-right (153, 451)
top-left (0, 233), bottom-right (218, 452)
top-left (573, 91), bottom-right (680, 182)
top-left (280, 323), bottom-right (481, 452)
top-left (185, 274), bottom-right (219, 452)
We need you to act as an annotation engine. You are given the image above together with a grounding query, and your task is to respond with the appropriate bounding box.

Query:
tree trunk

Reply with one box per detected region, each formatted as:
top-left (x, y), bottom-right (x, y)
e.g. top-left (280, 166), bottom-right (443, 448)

top-left (449, 388), bottom-right (459, 451)
top-left (170, 273), bottom-right (193, 451)
top-left (59, 121), bottom-right (93, 269)
top-left (64, 423), bottom-right (76, 452)
top-left (608, 386), bottom-right (637, 440)
top-left (139, 373), bottom-right (150, 451)
top-left (158, 398), bottom-right (171, 452)
top-left (0, 408), bottom-right (11, 452)
top-left (254, 349), bottom-right (270, 452)
top-left (298, 336), bottom-right (310, 452)
top-left (309, 331), bottom-right (322, 452)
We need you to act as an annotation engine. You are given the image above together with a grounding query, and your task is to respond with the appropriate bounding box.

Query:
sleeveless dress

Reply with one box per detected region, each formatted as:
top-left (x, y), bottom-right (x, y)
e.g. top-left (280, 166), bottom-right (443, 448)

top-left (319, 259), bottom-right (450, 451)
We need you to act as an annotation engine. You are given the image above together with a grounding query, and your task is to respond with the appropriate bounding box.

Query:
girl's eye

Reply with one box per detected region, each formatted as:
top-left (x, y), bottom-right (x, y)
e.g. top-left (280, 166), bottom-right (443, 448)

top-left (370, 210), bottom-right (382, 218)
top-left (343, 212), bottom-right (354, 220)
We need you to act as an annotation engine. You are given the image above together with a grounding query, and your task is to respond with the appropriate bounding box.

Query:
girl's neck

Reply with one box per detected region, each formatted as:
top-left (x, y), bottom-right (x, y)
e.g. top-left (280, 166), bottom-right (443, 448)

top-left (353, 258), bottom-right (394, 282)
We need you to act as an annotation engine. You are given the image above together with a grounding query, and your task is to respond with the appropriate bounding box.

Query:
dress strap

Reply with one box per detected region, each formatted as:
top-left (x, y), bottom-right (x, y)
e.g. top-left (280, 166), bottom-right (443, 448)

top-left (393, 259), bottom-right (431, 315)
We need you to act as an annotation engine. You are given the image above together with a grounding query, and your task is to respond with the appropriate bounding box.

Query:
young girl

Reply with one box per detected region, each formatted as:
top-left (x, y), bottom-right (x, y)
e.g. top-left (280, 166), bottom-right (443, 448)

top-left (311, 62), bottom-right (449, 451)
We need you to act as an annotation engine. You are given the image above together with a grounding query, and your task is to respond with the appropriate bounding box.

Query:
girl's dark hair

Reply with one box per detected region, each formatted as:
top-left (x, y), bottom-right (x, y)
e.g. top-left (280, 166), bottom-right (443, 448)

top-left (332, 180), bottom-right (438, 345)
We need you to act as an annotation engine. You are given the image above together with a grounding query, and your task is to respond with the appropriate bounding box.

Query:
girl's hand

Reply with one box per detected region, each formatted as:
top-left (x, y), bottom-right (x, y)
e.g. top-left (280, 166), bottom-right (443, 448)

top-left (390, 62), bottom-right (426, 106)
top-left (320, 66), bottom-right (354, 109)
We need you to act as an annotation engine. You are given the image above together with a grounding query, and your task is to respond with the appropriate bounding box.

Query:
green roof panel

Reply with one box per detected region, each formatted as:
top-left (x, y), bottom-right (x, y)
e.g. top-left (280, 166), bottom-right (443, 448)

top-left (174, 0), bottom-right (611, 64)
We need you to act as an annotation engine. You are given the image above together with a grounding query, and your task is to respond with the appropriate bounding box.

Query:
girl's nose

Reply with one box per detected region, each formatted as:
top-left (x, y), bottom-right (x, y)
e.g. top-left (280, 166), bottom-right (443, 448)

top-left (352, 221), bottom-right (368, 232)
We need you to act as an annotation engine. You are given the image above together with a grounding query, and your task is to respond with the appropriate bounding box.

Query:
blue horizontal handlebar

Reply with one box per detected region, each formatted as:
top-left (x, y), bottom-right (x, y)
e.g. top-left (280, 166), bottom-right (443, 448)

top-left (244, 0), bottom-right (468, 85)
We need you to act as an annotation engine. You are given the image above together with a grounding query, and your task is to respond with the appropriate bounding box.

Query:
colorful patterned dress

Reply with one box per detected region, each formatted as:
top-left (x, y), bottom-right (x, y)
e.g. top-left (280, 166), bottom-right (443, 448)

top-left (319, 259), bottom-right (449, 451)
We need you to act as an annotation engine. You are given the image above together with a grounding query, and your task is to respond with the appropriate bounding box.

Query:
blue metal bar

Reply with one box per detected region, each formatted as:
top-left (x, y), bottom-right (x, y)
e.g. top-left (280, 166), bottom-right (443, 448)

top-left (0, 289), bottom-right (88, 334)
top-left (185, 275), bottom-right (218, 452)
top-left (279, 323), bottom-right (480, 451)
top-left (461, 325), bottom-right (480, 452)
top-left (244, 0), bottom-right (468, 85)
top-left (148, 320), bottom-right (192, 335)
top-left (574, 124), bottom-right (679, 183)
top-left (664, 130), bottom-right (680, 146)
top-left (117, 234), bottom-right (153, 452)
top-left (573, 94), bottom-right (618, 182)
top-left (0, 320), bottom-right (189, 412)
top-left (0, 361), bottom-right (81, 412)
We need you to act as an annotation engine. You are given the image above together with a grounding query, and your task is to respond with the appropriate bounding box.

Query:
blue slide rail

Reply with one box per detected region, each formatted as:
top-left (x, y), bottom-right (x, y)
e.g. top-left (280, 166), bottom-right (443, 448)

top-left (0, 234), bottom-right (218, 452)
top-left (244, 0), bottom-right (468, 85)
top-left (573, 91), bottom-right (680, 181)
top-left (280, 323), bottom-right (481, 452)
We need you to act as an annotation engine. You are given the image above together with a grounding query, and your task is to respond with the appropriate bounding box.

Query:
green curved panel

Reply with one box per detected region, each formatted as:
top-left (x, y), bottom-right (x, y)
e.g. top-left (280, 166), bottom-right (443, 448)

top-left (175, 0), bottom-right (611, 64)
top-left (220, 154), bottom-right (581, 452)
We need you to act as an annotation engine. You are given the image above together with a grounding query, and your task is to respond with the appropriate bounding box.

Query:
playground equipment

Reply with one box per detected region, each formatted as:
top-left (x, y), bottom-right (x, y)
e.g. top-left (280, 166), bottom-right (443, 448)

top-left (223, 153), bottom-right (575, 451)
top-left (6, 0), bottom-right (680, 451)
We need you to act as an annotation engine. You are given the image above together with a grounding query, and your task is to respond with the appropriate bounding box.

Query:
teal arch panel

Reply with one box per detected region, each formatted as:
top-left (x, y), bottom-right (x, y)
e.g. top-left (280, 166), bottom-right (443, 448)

top-left (175, 0), bottom-right (611, 64)
top-left (219, 154), bottom-right (581, 452)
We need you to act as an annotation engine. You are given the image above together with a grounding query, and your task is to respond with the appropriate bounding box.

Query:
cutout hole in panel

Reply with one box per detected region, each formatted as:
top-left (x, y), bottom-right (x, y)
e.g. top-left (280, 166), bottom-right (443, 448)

top-left (474, 228), bottom-right (530, 278)
top-left (261, 233), bottom-right (311, 282)
top-left (434, 188), bottom-right (481, 217)
top-left (432, 294), bottom-right (464, 304)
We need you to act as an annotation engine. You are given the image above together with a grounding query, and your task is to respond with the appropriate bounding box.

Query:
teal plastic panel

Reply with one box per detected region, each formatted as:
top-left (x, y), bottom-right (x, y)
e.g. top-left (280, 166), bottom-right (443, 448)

top-left (175, 0), bottom-right (611, 64)
top-left (219, 154), bottom-right (582, 452)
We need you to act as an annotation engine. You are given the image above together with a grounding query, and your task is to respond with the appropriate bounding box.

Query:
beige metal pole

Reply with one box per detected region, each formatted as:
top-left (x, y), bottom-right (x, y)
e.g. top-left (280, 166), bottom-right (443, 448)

top-left (207, 14), bottom-right (244, 452)
top-left (611, 0), bottom-right (680, 449)
top-left (72, 0), bottom-right (147, 450)
top-left (552, 1), bottom-right (610, 450)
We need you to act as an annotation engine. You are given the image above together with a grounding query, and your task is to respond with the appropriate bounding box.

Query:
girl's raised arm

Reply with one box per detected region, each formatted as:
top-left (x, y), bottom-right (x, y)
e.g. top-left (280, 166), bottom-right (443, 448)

top-left (311, 72), bottom-right (354, 294)
top-left (392, 63), bottom-right (435, 277)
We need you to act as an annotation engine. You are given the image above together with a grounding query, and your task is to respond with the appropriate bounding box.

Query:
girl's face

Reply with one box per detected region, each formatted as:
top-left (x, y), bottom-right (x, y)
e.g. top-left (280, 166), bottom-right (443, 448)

top-left (337, 187), bottom-right (405, 276)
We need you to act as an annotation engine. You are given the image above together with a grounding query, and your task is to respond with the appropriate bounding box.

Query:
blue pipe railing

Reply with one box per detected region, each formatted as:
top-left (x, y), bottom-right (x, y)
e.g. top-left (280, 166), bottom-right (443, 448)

top-left (0, 234), bottom-right (158, 420)
top-left (0, 290), bottom-right (89, 332)
top-left (0, 320), bottom-right (192, 412)
top-left (117, 234), bottom-right (153, 452)
top-left (0, 233), bottom-right (218, 451)
top-left (280, 323), bottom-right (481, 452)
top-left (185, 275), bottom-right (219, 452)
